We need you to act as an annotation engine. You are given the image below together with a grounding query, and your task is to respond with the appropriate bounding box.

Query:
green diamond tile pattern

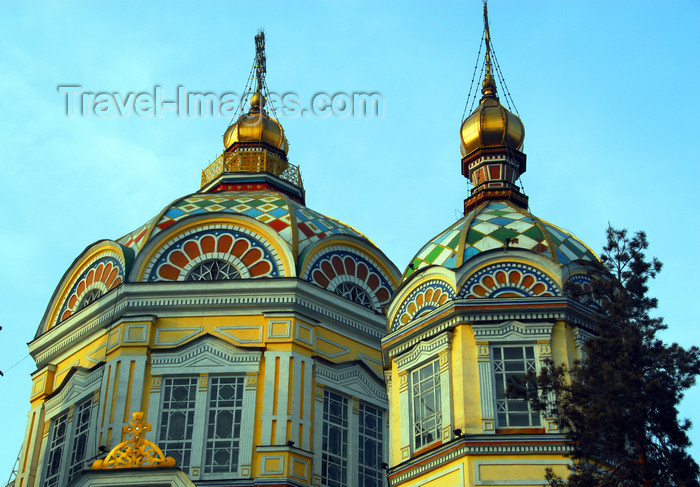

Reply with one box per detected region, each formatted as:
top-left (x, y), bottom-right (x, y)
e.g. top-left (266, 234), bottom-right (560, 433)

top-left (463, 201), bottom-right (551, 262)
top-left (404, 219), bottom-right (466, 278)
top-left (404, 200), bottom-right (597, 279)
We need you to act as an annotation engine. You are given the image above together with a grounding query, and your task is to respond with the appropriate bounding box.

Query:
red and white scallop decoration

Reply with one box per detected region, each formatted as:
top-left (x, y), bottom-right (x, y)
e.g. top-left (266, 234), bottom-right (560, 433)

top-left (58, 257), bottom-right (124, 323)
top-left (398, 286), bottom-right (450, 326)
top-left (151, 230), bottom-right (278, 281)
top-left (390, 280), bottom-right (455, 331)
top-left (459, 263), bottom-right (559, 299)
top-left (308, 252), bottom-right (393, 308)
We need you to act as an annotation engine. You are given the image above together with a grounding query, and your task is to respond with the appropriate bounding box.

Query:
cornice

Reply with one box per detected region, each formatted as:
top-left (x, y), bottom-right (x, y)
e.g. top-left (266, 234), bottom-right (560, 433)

top-left (382, 296), bottom-right (596, 361)
top-left (30, 279), bottom-right (386, 367)
top-left (315, 361), bottom-right (387, 403)
top-left (45, 367), bottom-right (102, 413)
top-left (389, 435), bottom-right (570, 485)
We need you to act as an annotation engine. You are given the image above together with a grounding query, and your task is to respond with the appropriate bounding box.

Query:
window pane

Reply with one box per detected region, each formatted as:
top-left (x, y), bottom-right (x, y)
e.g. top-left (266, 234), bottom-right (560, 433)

top-left (505, 361), bottom-right (526, 372)
top-left (503, 347), bottom-right (523, 360)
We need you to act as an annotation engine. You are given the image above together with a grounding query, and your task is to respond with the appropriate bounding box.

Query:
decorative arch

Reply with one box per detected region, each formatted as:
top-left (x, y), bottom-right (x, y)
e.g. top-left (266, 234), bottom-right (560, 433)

top-left (565, 273), bottom-right (606, 310)
top-left (58, 256), bottom-right (125, 321)
top-left (391, 279), bottom-right (456, 331)
top-left (458, 262), bottom-right (560, 299)
top-left (302, 245), bottom-right (395, 311)
top-left (144, 227), bottom-right (282, 282)
top-left (43, 241), bottom-right (130, 332)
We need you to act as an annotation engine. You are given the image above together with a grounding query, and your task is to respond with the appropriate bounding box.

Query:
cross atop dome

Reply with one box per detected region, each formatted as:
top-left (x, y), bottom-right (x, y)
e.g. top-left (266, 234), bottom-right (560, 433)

top-left (254, 30), bottom-right (266, 94)
top-left (200, 31), bottom-right (304, 202)
top-left (460, 2), bottom-right (527, 213)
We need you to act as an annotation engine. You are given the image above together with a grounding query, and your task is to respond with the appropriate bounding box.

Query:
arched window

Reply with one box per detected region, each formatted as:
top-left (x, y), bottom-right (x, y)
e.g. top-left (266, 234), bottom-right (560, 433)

top-left (77, 289), bottom-right (103, 310)
top-left (186, 260), bottom-right (241, 281)
top-left (334, 282), bottom-right (372, 308)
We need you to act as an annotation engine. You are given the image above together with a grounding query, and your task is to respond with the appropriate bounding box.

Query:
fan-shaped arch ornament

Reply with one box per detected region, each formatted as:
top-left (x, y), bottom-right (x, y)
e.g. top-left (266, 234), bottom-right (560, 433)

top-left (147, 228), bottom-right (281, 281)
top-left (565, 273), bottom-right (607, 310)
top-left (304, 250), bottom-right (394, 310)
top-left (57, 256), bottom-right (124, 324)
top-left (92, 412), bottom-right (175, 469)
top-left (391, 280), bottom-right (455, 331)
top-left (459, 262), bottom-right (560, 299)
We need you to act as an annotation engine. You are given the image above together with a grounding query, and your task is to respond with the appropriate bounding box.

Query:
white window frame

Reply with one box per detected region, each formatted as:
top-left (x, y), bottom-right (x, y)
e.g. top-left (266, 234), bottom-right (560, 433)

top-left (473, 320), bottom-right (557, 434)
top-left (395, 332), bottom-right (453, 457)
top-left (313, 362), bottom-right (388, 487)
top-left (39, 368), bottom-right (101, 487)
top-left (320, 389), bottom-right (350, 487)
top-left (491, 344), bottom-right (541, 428)
top-left (410, 359), bottom-right (442, 450)
top-left (148, 337), bottom-right (261, 481)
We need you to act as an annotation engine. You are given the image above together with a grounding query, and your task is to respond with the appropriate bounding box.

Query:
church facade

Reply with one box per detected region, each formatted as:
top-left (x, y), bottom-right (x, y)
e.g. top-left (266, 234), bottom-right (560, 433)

top-left (16, 32), bottom-right (400, 487)
top-left (14, 7), bottom-right (603, 487)
top-left (380, 5), bottom-right (601, 486)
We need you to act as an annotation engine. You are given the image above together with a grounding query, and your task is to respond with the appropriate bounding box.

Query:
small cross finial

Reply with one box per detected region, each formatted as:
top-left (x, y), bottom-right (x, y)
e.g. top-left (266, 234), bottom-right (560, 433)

top-left (481, 1), bottom-right (497, 97)
top-left (483, 1), bottom-right (492, 78)
top-left (254, 30), bottom-right (266, 93)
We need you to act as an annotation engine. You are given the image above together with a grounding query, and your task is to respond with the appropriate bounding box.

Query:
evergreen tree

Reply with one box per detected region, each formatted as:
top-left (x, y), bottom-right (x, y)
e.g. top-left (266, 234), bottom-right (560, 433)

top-left (513, 226), bottom-right (700, 486)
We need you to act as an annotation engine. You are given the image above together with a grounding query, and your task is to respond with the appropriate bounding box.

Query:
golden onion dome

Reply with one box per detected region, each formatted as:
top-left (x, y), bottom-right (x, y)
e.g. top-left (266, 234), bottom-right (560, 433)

top-left (223, 92), bottom-right (289, 153)
top-left (460, 73), bottom-right (525, 157)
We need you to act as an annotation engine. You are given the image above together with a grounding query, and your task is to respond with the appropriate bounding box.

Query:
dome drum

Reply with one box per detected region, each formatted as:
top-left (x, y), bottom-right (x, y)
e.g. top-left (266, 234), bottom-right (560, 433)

top-left (464, 186), bottom-right (528, 214)
top-left (200, 148), bottom-right (304, 201)
top-left (462, 146), bottom-right (526, 191)
top-left (462, 146), bottom-right (528, 212)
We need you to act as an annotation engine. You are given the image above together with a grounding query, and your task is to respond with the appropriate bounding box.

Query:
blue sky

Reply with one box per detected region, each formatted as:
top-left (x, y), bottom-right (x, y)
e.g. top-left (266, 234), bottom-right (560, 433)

top-left (1, 0), bottom-right (699, 474)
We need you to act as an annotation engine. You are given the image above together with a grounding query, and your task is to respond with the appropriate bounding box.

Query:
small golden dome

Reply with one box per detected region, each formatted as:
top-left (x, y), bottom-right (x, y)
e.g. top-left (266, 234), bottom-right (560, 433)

top-left (223, 92), bottom-right (289, 153)
top-left (460, 83), bottom-right (524, 157)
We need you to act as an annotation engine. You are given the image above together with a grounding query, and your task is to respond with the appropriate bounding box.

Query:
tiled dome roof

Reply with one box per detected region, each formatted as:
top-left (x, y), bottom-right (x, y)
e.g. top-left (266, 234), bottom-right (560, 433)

top-left (117, 191), bottom-right (371, 263)
top-left (404, 200), bottom-right (597, 280)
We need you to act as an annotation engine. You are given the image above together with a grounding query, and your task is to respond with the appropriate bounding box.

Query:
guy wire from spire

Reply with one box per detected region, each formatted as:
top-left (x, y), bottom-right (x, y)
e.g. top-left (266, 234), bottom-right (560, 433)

top-left (490, 43), bottom-right (520, 118)
top-left (228, 61), bottom-right (256, 127)
top-left (462, 28), bottom-right (486, 122)
top-left (226, 30), bottom-right (265, 127)
top-left (262, 78), bottom-right (280, 120)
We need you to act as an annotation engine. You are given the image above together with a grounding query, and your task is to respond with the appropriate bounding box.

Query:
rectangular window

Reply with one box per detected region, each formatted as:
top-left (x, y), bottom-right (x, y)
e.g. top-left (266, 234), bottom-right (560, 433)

top-left (43, 397), bottom-right (94, 487)
top-left (159, 375), bottom-right (247, 478)
top-left (411, 360), bottom-right (442, 449)
top-left (205, 376), bottom-right (245, 474)
top-left (44, 413), bottom-right (68, 487)
top-left (321, 390), bottom-right (348, 487)
top-left (67, 399), bottom-right (93, 480)
top-left (160, 377), bottom-right (197, 470)
top-left (493, 345), bottom-right (540, 427)
top-left (358, 403), bottom-right (383, 487)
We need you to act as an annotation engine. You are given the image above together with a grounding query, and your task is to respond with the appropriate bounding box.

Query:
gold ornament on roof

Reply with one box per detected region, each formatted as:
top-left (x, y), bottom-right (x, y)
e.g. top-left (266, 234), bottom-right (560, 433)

top-left (223, 30), bottom-right (289, 154)
top-left (92, 412), bottom-right (176, 469)
top-left (460, 2), bottom-right (525, 157)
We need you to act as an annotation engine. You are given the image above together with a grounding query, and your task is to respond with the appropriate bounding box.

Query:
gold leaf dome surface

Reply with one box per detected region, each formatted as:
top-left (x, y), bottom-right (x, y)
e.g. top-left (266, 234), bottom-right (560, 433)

top-left (223, 93), bottom-right (289, 153)
top-left (460, 76), bottom-right (525, 157)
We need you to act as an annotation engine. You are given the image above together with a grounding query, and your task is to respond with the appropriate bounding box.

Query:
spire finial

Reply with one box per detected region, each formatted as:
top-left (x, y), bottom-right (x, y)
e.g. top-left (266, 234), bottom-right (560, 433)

top-left (254, 30), bottom-right (266, 93)
top-left (481, 1), bottom-right (497, 97)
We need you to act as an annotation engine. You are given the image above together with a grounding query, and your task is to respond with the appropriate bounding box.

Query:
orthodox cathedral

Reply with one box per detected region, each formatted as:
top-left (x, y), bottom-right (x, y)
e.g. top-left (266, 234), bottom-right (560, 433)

top-left (13, 5), bottom-right (602, 487)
